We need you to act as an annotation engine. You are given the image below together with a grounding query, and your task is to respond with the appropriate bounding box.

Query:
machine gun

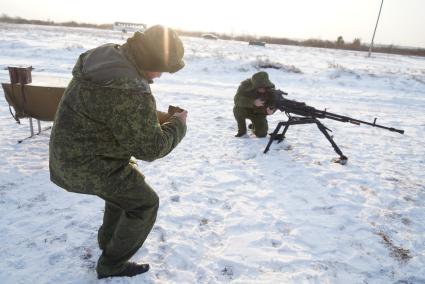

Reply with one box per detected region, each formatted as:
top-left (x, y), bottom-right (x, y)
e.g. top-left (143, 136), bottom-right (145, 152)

top-left (262, 89), bottom-right (404, 164)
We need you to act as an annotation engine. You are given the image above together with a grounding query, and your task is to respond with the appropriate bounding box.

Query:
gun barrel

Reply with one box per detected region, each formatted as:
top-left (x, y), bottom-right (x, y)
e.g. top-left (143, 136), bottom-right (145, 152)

top-left (272, 92), bottom-right (405, 135)
top-left (319, 110), bottom-right (404, 134)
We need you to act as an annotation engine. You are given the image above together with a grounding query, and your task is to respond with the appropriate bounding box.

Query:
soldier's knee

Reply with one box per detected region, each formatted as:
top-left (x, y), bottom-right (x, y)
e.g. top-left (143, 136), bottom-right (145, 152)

top-left (134, 186), bottom-right (159, 215)
top-left (254, 126), bottom-right (268, 137)
top-left (255, 131), bottom-right (268, 138)
top-left (234, 107), bottom-right (247, 118)
top-left (154, 192), bottom-right (160, 208)
top-left (131, 190), bottom-right (159, 222)
top-left (149, 190), bottom-right (160, 211)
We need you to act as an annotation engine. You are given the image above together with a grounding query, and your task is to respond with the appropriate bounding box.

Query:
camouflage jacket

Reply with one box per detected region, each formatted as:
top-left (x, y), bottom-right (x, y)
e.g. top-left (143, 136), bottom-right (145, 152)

top-left (49, 43), bottom-right (186, 194)
top-left (234, 78), bottom-right (266, 114)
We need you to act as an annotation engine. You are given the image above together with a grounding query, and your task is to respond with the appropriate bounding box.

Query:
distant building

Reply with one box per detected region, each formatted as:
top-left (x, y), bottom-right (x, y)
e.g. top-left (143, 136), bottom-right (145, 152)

top-left (202, 33), bottom-right (218, 40)
top-left (113, 22), bottom-right (147, 33)
top-left (249, 41), bottom-right (266, 47)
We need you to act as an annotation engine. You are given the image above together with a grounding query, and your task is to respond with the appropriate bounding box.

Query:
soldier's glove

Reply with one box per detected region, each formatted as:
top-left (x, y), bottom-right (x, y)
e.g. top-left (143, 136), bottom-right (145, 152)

top-left (168, 105), bottom-right (185, 115)
top-left (266, 107), bottom-right (277, 115)
top-left (254, 98), bottom-right (265, 107)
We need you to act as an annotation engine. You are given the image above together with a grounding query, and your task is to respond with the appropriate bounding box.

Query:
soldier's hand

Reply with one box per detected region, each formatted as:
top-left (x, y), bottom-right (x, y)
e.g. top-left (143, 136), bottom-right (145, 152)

top-left (266, 107), bottom-right (276, 115)
top-left (173, 110), bottom-right (187, 124)
top-left (254, 98), bottom-right (265, 107)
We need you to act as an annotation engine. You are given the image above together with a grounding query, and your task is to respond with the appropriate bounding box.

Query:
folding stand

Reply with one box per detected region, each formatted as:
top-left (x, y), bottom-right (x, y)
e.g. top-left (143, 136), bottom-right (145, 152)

top-left (263, 116), bottom-right (348, 164)
top-left (2, 66), bottom-right (58, 143)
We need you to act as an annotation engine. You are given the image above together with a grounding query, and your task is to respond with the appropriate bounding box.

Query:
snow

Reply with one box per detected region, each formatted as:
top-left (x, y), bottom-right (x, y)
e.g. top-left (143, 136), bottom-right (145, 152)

top-left (1, 23), bottom-right (425, 283)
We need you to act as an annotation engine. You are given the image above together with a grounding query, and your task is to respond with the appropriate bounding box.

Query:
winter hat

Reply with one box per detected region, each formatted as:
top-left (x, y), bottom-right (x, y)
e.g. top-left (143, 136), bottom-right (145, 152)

top-left (125, 25), bottom-right (185, 73)
top-left (251, 71), bottom-right (275, 90)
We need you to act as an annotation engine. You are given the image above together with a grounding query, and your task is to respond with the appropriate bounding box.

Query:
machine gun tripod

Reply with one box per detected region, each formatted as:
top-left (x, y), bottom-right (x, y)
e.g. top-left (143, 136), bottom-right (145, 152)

top-left (264, 114), bottom-right (348, 164)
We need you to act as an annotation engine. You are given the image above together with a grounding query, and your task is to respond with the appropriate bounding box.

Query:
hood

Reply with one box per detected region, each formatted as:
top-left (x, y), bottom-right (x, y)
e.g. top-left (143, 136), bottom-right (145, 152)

top-left (72, 43), bottom-right (142, 86)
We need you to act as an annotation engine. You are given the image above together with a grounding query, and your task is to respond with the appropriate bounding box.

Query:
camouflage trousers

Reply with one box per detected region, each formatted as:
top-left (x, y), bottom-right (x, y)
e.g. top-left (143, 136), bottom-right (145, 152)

top-left (94, 163), bottom-right (159, 276)
top-left (233, 106), bottom-right (268, 137)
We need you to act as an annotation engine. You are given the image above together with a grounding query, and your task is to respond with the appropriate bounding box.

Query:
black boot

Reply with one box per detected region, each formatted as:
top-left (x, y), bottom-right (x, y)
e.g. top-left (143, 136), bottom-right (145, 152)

top-left (97, 262), bottom-right (150, 279)
top-left (235, 131), bottom-right (247, 137)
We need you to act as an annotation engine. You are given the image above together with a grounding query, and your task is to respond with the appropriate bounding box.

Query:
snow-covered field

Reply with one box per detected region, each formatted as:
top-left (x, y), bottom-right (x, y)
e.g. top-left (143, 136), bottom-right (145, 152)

top-left (0, 23), bottom-right (424, 284)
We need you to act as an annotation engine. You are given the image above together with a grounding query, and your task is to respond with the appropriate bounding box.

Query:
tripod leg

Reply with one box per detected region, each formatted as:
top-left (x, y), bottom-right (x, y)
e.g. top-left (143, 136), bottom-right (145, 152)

top-left (37, 120), bottom-right (41, 134)
top-left (264, 122), bottom-right (284, 153)
top-left (276, 123), bottom-right (291, 143)
top-left (29, 117), bottom-right (34, 137)
top-left (315, 121), bottom-right (348, 163)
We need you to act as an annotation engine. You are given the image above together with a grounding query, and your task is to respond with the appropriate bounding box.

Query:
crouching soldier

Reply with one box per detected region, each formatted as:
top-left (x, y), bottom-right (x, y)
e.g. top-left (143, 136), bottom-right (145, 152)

top-left (233, 71), bottom-right (277, 137)
top-left (49, 25), bottom-right (187, 279)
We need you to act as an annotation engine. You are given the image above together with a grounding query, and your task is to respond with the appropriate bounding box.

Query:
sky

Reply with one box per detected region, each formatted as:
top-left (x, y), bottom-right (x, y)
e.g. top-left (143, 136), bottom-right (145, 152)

top-left (1, 0), bottom-right (425, 48)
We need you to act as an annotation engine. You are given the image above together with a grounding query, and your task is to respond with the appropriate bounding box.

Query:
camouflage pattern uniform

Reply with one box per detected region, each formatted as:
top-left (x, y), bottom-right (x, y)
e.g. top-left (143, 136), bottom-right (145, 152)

top-left (49, 26), bottom-right (186, 277)
top-left (233, 72), bottom-right (275, 137)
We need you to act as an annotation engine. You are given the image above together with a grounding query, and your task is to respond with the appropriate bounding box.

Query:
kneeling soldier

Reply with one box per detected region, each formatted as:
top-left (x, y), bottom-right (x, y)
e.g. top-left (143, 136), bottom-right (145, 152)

top-left (233, 71), bottom-right (276, 137)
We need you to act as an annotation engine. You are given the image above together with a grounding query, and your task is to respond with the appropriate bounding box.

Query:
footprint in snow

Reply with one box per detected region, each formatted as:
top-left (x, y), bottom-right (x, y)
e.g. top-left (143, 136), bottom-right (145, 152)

top-left (49, 252), bottom-right (64, 265)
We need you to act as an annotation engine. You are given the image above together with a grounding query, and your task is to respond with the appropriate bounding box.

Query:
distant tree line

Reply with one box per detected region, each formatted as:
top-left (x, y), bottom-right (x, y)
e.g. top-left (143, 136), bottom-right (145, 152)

top-left (0, 14), bottom-right (112, 30)
top-left (178, 30), bottom-right (425, 58)
top-left (1, 14), bottom-right (424, 57)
